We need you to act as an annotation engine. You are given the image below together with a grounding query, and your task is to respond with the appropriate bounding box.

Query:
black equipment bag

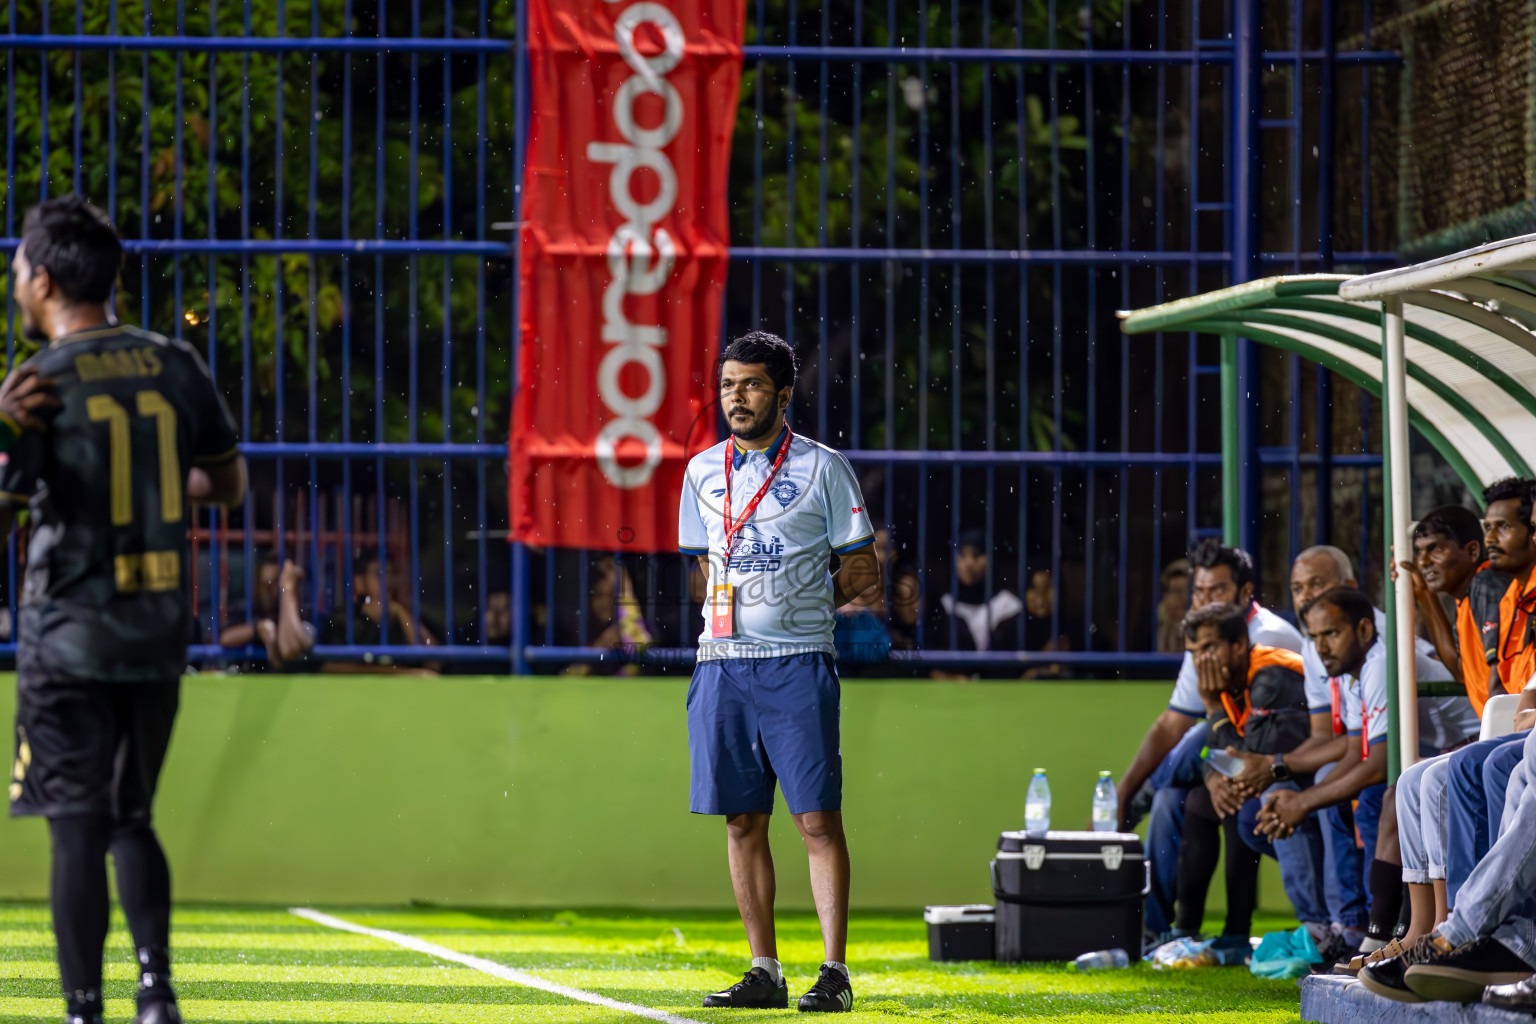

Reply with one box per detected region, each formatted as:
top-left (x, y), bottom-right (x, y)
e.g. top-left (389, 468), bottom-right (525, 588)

top-left (991, 830), bottom-right (1146, 962)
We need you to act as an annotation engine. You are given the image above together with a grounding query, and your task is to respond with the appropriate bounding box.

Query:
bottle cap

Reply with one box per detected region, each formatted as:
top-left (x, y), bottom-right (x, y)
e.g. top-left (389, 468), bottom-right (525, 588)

top-left (1033, 768), bottom-right (1047, 775)
top-left (1098, 770), bottom-right (1112, 777)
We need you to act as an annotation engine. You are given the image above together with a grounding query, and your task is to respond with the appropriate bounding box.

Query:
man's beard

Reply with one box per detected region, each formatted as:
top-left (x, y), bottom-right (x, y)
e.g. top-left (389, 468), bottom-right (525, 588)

top-left (20, 316), bottom-right (46, 343)
top-left (729, 406), bottom-right (776, 441)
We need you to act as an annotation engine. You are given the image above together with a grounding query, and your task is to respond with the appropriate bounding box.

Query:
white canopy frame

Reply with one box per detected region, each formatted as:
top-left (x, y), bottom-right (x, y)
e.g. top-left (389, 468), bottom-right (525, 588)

top-left (1120, 238), bottom-right (1536, 778)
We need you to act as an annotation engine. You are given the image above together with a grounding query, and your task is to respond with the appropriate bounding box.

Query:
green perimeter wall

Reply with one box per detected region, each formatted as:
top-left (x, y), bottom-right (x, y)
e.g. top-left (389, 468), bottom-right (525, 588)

top-left (0, 675), bottom-right (1283, 910)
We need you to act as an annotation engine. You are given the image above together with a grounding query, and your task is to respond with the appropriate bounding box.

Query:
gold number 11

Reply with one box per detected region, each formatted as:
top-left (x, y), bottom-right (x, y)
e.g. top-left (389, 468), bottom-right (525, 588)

top-left (86, 391), bottom-right (182, 526)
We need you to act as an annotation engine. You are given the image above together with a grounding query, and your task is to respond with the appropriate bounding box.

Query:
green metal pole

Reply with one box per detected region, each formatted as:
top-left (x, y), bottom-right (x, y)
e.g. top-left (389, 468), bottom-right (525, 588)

top-left (1220, 331), bottom-right (1241, 546)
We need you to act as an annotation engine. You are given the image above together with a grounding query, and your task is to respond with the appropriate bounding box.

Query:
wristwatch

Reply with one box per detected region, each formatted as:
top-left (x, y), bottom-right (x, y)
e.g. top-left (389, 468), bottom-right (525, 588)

top-left (1270, 754), bottom-right (1291, 782)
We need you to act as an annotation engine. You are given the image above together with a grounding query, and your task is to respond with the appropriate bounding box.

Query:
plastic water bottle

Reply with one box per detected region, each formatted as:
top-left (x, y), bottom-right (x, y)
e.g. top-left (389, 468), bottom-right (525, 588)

top-left (1024, 768), bottom-right (1051, 832)
top-left (1073, 948), bottom-right (1131, 971)
top-left (1092, 770), bottom-right (1117, 832)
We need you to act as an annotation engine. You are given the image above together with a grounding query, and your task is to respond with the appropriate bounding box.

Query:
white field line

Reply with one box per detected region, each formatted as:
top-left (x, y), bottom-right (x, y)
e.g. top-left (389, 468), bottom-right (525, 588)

top-left (289, 907), bottom-right (704, 1024)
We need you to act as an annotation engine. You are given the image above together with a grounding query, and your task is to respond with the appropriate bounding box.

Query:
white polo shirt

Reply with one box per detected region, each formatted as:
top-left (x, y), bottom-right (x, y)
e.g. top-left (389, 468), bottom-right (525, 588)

top-left (1302, 606), bottom-right (1479, 751)
top-left (1168, 603), bottom-right (1304, 717)
top-left (1334, 640), bottom-right (1390, 747)
top-left (678, 427), bottom-right (874, 661)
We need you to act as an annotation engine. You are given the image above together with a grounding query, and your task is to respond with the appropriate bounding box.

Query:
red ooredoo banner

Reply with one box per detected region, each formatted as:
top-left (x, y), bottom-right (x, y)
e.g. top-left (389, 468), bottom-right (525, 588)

top-left (509, 0), bottom-right (743, 552)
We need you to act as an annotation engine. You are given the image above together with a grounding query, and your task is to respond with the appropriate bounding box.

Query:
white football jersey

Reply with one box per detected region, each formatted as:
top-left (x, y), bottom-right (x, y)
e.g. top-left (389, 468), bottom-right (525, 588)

top-left (679, 427), bottom-right (874, 661)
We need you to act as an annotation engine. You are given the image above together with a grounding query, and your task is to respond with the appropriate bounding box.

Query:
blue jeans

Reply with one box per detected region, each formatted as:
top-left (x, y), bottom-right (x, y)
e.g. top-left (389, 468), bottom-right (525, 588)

top-left (1313, 759), bottom-right (1373, 931)
top-left (1439, 730), bottom-right (1536, 968)
top-left (1238, 786), bottom-right (1329, 926)
top-left (1144, 722), bottom-right (1210, 935)
top-left (1355, 782), bottom-right (1386, 886)
top-left (1484, 739), bottom-right (1526, 839)
top-left (1397, 753), bottom-right (1453, 883)
top-left (1446, 731), bottom-right (1532, 904)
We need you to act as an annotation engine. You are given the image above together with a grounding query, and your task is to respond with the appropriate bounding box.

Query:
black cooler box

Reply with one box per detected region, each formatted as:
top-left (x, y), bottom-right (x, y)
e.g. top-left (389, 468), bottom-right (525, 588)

top-left (991, 830), bottom-right (1146, 962)
top-left (924, 904), bottom-right (995, 961)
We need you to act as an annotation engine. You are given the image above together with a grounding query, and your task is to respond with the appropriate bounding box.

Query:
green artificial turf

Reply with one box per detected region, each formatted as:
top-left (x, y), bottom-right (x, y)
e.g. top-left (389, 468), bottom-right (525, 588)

top-left (0, 904), bottom-right (1308, 1023)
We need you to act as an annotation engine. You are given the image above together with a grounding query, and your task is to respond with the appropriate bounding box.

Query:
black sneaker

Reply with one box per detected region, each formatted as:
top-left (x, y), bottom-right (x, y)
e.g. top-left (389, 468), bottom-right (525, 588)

top-left (702, 967), bottom-right (789, 1009)
top-left (1485, 973), bottom-right (1536, 1012)
top-left (798, 965), bottom-right (853, 1013)
top-left (131, 1000), bottom-right (183, 1024)
top-left (1310, 932), bottom-right (1358, 975)
top-left (1404, 936), bottom-right (1536, 1003)
top-left (1358, 934), bottom-right (1452, 1003)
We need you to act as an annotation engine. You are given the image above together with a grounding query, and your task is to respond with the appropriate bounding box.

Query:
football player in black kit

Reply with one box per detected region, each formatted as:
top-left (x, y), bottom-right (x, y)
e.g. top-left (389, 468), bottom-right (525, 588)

top-left (4, 195), bottom-right (247, 1024)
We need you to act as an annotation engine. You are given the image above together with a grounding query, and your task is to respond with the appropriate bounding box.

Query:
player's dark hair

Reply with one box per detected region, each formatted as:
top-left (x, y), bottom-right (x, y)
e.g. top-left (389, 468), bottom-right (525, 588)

top-left (1414, 504), bottom-right (1485, 557)
top-left (1299, 585), bottom-right (1377, 642)
top-left (354, 546), bottom-right (384, 572)
top-left (1182, 601), bottom-right (1247, 644)
top-left (1188, 537), bottom-right (1255, 590)
top-left (717, 330), bottom-right (799, 393)
top-left (20, 194), bottom-right (122, 305)
top-left (1482, 477), bottom-right (1536, 529)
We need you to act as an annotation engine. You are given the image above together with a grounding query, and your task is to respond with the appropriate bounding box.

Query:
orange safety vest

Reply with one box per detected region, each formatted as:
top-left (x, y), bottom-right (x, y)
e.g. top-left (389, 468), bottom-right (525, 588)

top-left (1221, 644), bottom-right (1305, 739)
top-left (1458, 590), bottom-right (1493, 716)
top-left (1498, 573), bottom-right (1536, 697)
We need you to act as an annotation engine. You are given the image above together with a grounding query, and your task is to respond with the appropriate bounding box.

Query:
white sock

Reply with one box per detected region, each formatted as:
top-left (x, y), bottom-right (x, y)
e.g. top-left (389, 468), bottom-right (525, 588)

top-left (751, 957), bottom-right (782, 984)
top-left (1358, 936), bottom-right (1387, 954)
top-left (823, 960), bottom-right (850, 980)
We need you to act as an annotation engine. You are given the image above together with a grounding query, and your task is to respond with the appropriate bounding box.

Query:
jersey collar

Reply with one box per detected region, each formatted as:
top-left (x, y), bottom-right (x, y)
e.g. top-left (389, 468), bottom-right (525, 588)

top-left (731, 423), bottom-right (789, 470)
top-left (50, 322), bottom-right (126, 347)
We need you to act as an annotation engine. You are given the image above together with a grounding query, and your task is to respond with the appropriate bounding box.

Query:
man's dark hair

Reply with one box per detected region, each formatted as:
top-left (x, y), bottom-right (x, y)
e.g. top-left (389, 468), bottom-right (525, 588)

top-left (1188, 538), bottom-right (1255, 590)
top-left (1414, 504), bottom-right (1485, 556)
top-left (20, 194), bottom-right (123, 304)
top-left (717, 330), bottom-right (798, 392)
top-left (956, 528), bottom-right (985, 555)
top-left (1299, 585), bottom-right (1377, 640)
top-left (1182, 602), bottom-right (1248, 644)
top-left (1482, 477), bottom-right (1536, 528)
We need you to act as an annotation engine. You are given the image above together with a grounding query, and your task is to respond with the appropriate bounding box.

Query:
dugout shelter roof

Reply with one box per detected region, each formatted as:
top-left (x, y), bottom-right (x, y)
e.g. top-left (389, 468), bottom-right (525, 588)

top-left (1117, 242), bottom-right (1536, 493)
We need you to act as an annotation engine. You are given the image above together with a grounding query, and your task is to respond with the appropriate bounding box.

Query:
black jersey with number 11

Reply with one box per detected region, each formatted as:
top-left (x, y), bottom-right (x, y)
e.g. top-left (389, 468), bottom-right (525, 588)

top-left (0, 324), bottom-right (240, 683)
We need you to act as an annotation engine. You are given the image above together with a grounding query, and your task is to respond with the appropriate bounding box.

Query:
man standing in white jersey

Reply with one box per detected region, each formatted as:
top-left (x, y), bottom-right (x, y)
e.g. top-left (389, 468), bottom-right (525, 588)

top-left (1117, 539), bottom-right (1303, 939)
top-left (678, 331), bottom-right (881, 1013)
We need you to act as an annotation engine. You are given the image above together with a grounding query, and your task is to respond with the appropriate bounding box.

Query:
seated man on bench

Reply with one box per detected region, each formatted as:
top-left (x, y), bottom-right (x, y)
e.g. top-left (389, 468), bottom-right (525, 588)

top-left (1149, 602), bottom-right (1309, 967)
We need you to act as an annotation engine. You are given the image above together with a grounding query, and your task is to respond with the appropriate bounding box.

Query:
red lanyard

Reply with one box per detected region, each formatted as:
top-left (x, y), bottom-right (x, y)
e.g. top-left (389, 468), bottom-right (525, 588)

top-left (722, 428), bottom-right (793, 572)
top-left (1328, 676), bottom-right (1369, 760)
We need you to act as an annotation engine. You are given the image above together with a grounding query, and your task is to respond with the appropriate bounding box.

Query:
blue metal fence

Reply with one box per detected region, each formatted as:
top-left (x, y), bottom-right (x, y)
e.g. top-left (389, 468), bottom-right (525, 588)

top-left (0, 0), bottom-right (1410, 675)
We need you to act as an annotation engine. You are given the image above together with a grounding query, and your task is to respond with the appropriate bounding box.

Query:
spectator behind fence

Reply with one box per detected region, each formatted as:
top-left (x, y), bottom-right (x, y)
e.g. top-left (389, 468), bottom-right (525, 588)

top-left (931, 529), bottom-right (1022, 653)
top-left (1158, 559), bottom-right (1192, 653)
top-left (1149, 602), bottom-right (1308, 967)
top-left (220, 552), bottom-right (315, 671)
top-left (562, 555), bottom-right (653, 677)
top-left (454, 557), bottom-right (512, 648)
top-left (1023, 569), bottom-right (1055, 651)
top-left (320, 548), bottom-right (440, 675)
top-left (833, 526), bottom-right (909, 672)
top-left (445, 559), bottom-right (513, 675)
top-left (876, 526), bottom-right (922, 650)
top-left (1117, 539), bottom-right (1303, 941)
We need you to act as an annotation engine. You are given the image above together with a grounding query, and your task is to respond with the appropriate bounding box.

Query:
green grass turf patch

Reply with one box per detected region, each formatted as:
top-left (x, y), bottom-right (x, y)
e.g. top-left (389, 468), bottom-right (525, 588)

top-left (0, 904), bottom-right (1305, 1023)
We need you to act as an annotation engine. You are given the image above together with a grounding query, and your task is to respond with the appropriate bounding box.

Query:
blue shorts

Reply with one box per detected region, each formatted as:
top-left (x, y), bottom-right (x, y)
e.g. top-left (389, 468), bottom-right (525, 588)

top-left (687, 652), bottom-right (842, 816)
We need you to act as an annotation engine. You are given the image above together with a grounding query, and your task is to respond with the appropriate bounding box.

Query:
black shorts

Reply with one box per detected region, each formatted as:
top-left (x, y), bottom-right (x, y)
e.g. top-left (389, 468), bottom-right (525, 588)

top-left (9, 676), bottom-right (181, 821)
